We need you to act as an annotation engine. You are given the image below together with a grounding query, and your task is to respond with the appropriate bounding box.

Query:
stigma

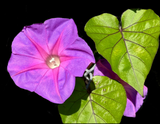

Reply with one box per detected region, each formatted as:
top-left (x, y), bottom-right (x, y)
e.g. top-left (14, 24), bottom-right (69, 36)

top-left (46, 55), bottom-right (60, 69)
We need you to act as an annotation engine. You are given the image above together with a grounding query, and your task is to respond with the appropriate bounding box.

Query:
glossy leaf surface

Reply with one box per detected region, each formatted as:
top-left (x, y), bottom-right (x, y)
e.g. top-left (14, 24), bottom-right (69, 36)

top-left (58, 77), bottom-right (126, 123)
top-left (85, 9), bottom-right (160, 96)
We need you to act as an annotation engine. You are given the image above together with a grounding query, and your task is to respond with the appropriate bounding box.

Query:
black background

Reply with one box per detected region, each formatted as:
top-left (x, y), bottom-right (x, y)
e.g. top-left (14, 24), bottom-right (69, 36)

top-left (1, 2), bottom-right (160, 123)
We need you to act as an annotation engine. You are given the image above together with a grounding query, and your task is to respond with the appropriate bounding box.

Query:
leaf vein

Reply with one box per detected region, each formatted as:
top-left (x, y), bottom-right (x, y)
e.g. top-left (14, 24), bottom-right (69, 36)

top-left (76, 99), bottom-right (90, 123)
top-left (150, 31), bottom-right (160, 35)
top-left (125, 39), bottom-right (153, 59)
top-left (117, 52), bottom-right (127, 70)
top-left (86, 25), bottom-right (119, 30)
top-left (123, 31), bottom-right (157, 40)
top-left (110, 37), bottom-right (123, 62)
top-left (88, 114), bottom-right (93, 123)
top-left (95, 114), bottom-right (106, 123)
top-left (89, 95), bottom-right (97, 123)
top-left (141, 25), bottom-right (160, 32)
top-left (134, 68), bottom-right (146, 78)
top-left (91, 92), bottom-right (122, 104)
top-left (94, 83), bottom-right (112, 90)
top-left (86, 32), bottom-right (110, 35)
top-left (123, 18), bottom-right (156, 30)
top-left (102, 47), bottom-right (113, 53)
top-left (129, 54), bottom-right (146, 65)
top-left (91, 99), bottom-right (117, 122)
top-left (97, 31), bottom-right (120, 47)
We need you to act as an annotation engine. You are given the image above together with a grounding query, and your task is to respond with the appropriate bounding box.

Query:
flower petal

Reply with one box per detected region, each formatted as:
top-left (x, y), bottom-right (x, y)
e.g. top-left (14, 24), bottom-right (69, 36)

top-left (120, 80), bottom-right (137, 106)
top-left (43, 18), bottom-right (75, 55)
top-left (58, 67), bottom-right (75, 102)
top-left (34, 67), bottom-right (75, 104)
top-left (135, 85), bottom-right (148, 112)
top-left (7, 54), bottom-right (48, 76)
top-left (123, 85), bottom-right (148, 117)
top-left (123, 99), bottom-right (136, 117)
top-left (23, 23), bottom-right (49, 60)
top-left (11, 31), bottom-right (43, 60)
top-left (60, 37), bottom-right (95, 77)
top-left (94, 59), bottom-right (121, 81)
top-left (7, 54), bottom-right (49, 91)
top-left (94, 59), bottom-right (113, 78)
top-left (56, 19), bottom-right (78, 55)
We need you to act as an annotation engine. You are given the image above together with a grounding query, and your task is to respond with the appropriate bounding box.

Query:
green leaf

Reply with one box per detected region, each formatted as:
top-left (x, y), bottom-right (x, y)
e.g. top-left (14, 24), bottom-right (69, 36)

top-left (85, 9), bottom-right (160, 96)
top-left (58, 77), bottom-right (126, 123)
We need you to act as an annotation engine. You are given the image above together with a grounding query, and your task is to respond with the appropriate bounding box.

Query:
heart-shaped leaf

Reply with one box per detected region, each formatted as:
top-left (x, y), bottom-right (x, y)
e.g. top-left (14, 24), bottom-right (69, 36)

top-left (85, 9), bottom-right (160, 96)
top-left (58, 77), bottom-right (126, 123)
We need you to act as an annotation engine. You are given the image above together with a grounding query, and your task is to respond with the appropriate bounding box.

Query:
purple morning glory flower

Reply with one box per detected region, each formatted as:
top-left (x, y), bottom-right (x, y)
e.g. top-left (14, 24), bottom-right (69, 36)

top-left (7, 18), bottom-right (95, 104)
top-left (94, 59), bottom-right (148, 117)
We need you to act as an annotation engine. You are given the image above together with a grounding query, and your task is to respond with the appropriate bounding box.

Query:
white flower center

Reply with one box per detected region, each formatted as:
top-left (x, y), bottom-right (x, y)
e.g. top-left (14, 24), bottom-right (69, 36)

top-left (46, 55), bottom-right (60, 69)
top-left (49, 58), bottom-right (55, 63)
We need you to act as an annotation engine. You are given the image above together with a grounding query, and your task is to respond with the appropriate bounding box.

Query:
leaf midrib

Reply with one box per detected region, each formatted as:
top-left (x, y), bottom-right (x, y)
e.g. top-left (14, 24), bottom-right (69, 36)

top-left (119, 27), bottom-right (141, 94)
